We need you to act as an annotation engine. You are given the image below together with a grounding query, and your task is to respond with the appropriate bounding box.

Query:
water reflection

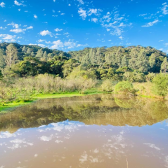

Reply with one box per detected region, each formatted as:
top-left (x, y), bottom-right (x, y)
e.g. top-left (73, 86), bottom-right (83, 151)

top-left (0, 94), bottom-right (168, 133)
top-left (0, 94), bottom-right (168, 167)
top-left (0, 119), bottom-right (168, 168)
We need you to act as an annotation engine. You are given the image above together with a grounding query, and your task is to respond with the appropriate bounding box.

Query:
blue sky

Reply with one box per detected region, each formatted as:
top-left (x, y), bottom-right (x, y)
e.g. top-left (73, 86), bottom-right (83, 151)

top-left (0, 0), bottom-right (168, 53)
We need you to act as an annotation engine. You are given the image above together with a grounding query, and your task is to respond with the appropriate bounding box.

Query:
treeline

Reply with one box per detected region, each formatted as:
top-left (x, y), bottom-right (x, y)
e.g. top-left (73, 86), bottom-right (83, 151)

top-left (0, 43), bottom-right (168, 82)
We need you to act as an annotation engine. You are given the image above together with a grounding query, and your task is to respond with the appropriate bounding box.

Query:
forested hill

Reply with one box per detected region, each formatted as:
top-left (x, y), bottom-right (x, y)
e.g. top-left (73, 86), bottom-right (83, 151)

top-left (0, 42), bottom-right (168, 81)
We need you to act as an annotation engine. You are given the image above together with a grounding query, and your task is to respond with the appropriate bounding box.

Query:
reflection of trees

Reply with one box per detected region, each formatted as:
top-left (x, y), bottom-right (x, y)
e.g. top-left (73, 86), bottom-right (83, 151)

top-left (0, 94), bottom-right (168, 133)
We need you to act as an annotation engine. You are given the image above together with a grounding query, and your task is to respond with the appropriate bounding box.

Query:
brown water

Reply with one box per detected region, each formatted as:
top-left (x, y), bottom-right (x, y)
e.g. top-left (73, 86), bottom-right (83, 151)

top-left (0, 94), bottom-right (168, 168)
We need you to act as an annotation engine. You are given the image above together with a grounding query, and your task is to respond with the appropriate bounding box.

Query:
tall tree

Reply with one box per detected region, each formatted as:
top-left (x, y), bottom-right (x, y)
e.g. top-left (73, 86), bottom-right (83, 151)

top-left (161, 57), bottom-right (168, 73)
top-left (22, 46), bottom-right (27, 53)
top-left (149, 53), bottom-right (156, 71)
top-left (36, 48), bottom-right (43, 59)
top-left (42, 51), bottom-right (48, 61)
top-left (121, 55), bottom-right (128, 68)
top-left (0, 49), bottom-right (6, 69)
top-left (27, 48), bottom-right (33, 54)
top-left (5, 44), bottom-right (18, 68)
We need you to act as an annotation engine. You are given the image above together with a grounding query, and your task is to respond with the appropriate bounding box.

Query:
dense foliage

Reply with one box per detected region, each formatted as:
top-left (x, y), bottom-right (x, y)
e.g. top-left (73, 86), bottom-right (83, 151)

top-left (0, 42), bottom-right (168, 81)
top-left (152, 73), bottom-right (168, 98)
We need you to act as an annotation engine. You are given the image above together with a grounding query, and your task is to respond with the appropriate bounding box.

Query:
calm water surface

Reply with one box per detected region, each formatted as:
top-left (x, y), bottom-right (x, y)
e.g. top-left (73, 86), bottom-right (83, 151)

top-left (0, 94), bottom-right (168, 168)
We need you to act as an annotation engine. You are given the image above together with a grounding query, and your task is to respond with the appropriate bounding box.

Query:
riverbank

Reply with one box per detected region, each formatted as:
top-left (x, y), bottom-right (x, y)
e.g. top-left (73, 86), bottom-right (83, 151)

top-left (0, 89), bottom-right (103, 113)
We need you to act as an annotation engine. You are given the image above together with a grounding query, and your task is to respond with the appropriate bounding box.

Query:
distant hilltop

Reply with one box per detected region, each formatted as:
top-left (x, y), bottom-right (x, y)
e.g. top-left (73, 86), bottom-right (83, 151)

top-left (0, 42), bottom-right (168, 78)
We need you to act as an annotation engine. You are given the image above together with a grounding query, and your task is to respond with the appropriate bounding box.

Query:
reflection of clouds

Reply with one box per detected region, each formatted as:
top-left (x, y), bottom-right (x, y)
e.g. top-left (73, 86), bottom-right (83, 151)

top-left (39, 120), bottom-right (85, 143)
top-left (8, 139), bottom-right (33, 150)
top-left (79, 152), bottom-right (88, 163)
top-left (93, 149), bottom-right (99, 153)
top-left (40, 135), bottom-right (53, 142)
top-left (55, 140), bottom-right (63, 143)
top-left (78, 130), bottom-right (127, 165)
top-left (102, 132), bottom-right (127, 161)
top-left (0, 132), bottom-right (16, 139)
top-left (0, 119), bottom-right (168, 168)
top-left (165, 156), bottom-right (168, 168)
top-left (34, 154), bottom-right (38, 157)
top-left (144, 143), bottom-right (161, 151)
top-left (89, 156), bottom-right (99, 163)
top-left (38, 120), bottom-right (84, 133)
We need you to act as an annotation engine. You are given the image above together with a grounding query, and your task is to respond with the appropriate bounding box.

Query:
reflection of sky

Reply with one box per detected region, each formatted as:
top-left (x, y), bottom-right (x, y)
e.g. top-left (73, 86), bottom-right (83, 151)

top-left (0, 120), bottom-right (168, 168)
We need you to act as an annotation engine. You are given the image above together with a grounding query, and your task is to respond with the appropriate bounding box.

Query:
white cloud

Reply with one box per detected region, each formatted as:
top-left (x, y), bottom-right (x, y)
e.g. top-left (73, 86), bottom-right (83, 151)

top-left (40, 30), bottom-right (52, 36)
top-left (142, 19), bottom-right (159, 27)
top-left (54, 28), bottom-right (63, 32)
top-left (53, 0), bottom-right (56, 2)
top-left (29, 43), bottom-right (37, 46)
top-left (27, 26), bottom-right (33, 29)
top-left (0, 26), bottom-right (6, 30)
top-left (34, 14), bottom-right (38, 19)
top-left (38, 39), bottom-right (51, 44)
top-left (88, 9), bottom-right (102, 16)
top-left (162, 3), bottom-right (168, 15)
top-left (14, 0), bottom-right (25, 6)
top-left (77, 0), bottom-right (84, 5)
top-left (78, 8), bottom-right (87, 20)
top-left (8, 22), bottom-right (19, 29)
top-left (38, 44), bottom-right (46, 48)
top-left (64, 41), bottom-right (77, 49)
top-left (8, 23), bottom-right (33, 33)
top-left (91, 18), bottom-right (98, 23)
top-left (0, 34), bottom-right (16, 42)
top-left (51, 39), bottom-right (86, 49)
top-left (0, 2), bottom-right (5, 7)
top-left (139, 13), bottom-right (147, 17)
top-left (10, 28), bottom-right (26, 33)
top-left (51, 40), bottom-right (64, 49)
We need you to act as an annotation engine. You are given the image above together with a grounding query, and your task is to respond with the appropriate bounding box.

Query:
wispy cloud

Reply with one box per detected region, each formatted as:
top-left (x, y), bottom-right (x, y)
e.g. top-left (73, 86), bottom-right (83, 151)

top-left (91, 18), bottom-right (98, 23)
top-left (162, 2), bottom-right (168, 15)
top-left (77, 0), bottom-right (84, 5)
top-left (100, 11), bottom-right (131, 37)
top-left (14, 0), bottom-right (25, 6)
top-left (55, 28), bottom-right (63, 32)
top-left (38, 39), bottom-right (51, 44)
top-left (8, 22), bottom-right (20, 29)
top-left (78, 8), bottom-right (87, 20)
top-left (142, 19), bottom-right (159, 27)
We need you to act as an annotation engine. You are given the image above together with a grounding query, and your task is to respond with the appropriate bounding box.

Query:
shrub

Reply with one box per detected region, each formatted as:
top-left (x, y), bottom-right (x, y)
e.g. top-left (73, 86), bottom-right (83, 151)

top-left (101, 80), bottom-right (114, 92)
top-left (114, 81), bottom-right (136, 96)
top-left (152, 73), bottom-right (168, 98)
